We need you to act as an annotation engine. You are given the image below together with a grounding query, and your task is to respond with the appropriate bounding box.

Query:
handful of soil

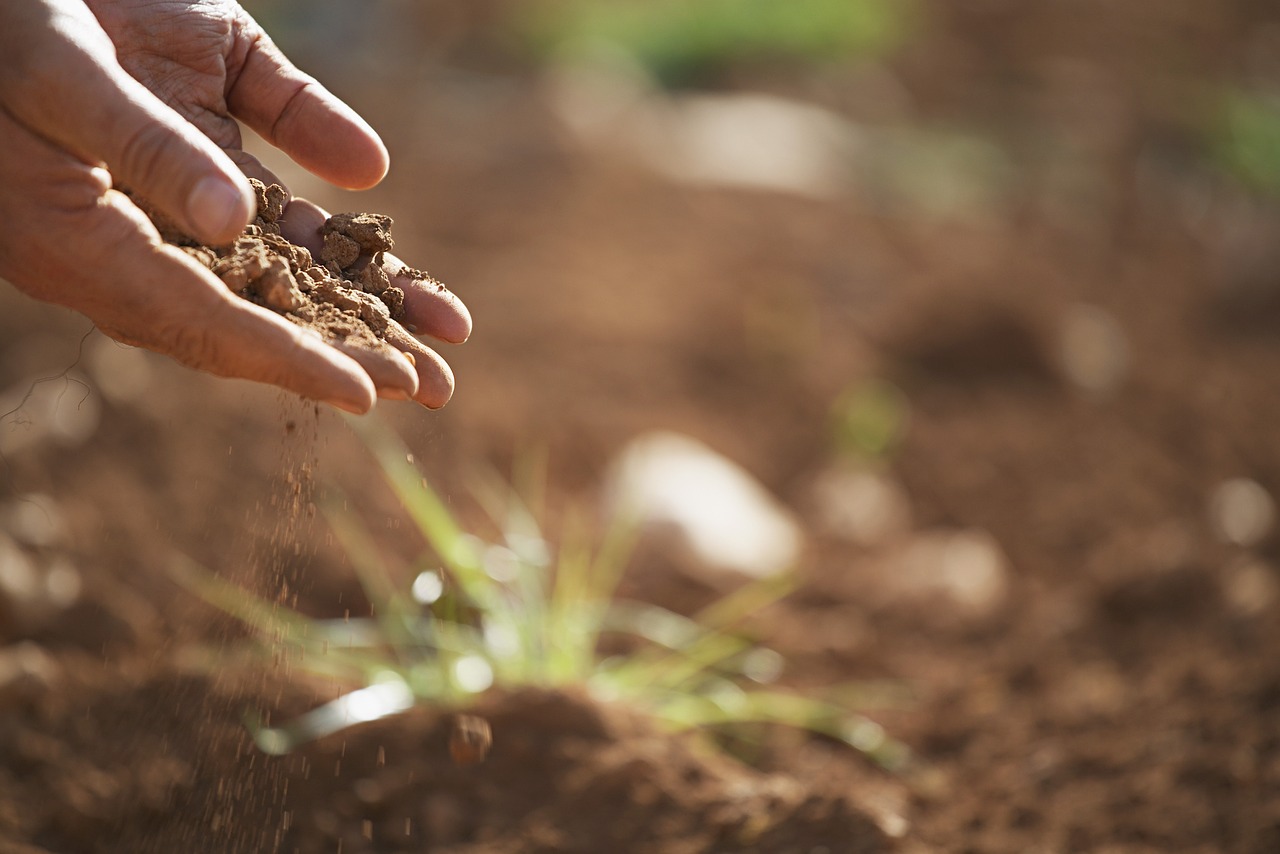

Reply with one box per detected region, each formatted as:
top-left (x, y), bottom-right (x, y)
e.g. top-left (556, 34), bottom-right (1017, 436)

top-left (140, 179), bottom-right (439, 354)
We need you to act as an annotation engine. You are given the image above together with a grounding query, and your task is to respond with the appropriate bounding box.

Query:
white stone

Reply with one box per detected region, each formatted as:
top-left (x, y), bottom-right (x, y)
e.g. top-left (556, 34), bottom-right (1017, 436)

top-left (884, 529), bottom-right (1009, 618)
top-left (808, 466), bottom-right (912, 547)
top-left (1209, 478), bottom-right (1275, 547)
top-left (0, 642), bottom-right (59, 696)
top-left (632, 93), bottom-right (857, 198)
top-left (0, 534), bottom-right (39, 604)
top-left (2, 493), bottom-right (67, 548)
top-left (1058, 303), bottom-right (1128, 392)
top-left (605, 432), bottom-right (803, 578)
top-left (1224, 558), bottom-right (1277, 617)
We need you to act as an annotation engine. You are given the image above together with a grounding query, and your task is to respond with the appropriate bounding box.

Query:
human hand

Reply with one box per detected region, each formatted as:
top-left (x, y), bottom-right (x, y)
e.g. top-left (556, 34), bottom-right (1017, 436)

top-left (0, 0), bottom-right (470, 412)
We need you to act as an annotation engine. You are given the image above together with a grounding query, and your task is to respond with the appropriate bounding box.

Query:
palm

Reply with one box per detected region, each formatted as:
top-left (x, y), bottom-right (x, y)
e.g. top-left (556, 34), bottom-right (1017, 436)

top-left (88, 0), bottom-right (249, 153)
top-left (0, 0), bottom-right (467, 411)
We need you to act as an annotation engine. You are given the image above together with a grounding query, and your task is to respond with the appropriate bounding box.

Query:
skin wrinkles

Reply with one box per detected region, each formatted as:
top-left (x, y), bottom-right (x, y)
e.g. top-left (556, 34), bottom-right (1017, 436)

top-left (0, 0), bottom-right (467, 412)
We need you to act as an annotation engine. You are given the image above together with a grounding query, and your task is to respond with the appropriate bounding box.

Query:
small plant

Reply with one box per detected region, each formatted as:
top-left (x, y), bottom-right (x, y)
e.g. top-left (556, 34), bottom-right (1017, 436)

top-left (830, 378), bottom-right (909, 461)
top-left (175, 415), bottom-right (909, 769)
top-left (1213, 90), bottom-right (1280, 197)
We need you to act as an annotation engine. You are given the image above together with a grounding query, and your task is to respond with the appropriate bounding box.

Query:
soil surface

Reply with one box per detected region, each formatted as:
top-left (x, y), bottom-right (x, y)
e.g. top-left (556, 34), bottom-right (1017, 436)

top-left (3, 0), bottom-right (1280, 852)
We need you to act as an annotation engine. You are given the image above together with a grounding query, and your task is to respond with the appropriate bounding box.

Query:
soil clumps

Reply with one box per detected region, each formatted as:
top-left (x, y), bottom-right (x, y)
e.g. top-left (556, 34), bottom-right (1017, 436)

top-left (137, 180), bottom-right (439, 354)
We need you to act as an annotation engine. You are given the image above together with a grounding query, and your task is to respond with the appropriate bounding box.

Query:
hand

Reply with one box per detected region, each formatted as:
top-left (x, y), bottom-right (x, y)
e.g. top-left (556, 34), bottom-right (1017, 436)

top-left (0, 0), bottom-right (470, 412)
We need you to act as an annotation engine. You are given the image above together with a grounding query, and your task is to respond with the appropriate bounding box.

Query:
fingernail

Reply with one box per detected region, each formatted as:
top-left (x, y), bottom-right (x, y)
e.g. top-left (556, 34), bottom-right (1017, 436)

top-left (381, 388), bottom-right (412, 401)
top-left (187, 176), bottom-right (251, 243)
top-left (401, 351), bottom-right (417, 367)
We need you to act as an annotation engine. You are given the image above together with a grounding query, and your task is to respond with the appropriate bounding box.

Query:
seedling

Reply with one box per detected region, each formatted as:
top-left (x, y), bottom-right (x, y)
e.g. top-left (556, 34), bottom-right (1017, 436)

top-left (174, 415), bottom-right (910, 770)
top-left (1215, 90), bottom-right (1280, 197)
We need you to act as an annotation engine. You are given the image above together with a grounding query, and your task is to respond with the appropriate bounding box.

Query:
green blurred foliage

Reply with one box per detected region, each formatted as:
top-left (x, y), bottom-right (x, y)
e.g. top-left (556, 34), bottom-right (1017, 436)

top-left (830, 379), bottom-right (909, 460)
top-left (522, 0), bottom-right (915, 87)
top-left (1215, 91), bottom-right (1280, 196)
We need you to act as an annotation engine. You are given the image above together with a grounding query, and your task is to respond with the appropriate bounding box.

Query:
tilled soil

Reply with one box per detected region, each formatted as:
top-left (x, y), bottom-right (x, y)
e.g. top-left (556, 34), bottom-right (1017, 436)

top-left (3, 0), bottom-right (1280, 852)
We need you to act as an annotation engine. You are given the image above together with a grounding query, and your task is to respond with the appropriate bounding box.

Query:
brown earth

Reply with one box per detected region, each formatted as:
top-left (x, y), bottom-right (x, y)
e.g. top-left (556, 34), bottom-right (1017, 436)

top-left (2, 0), bottom-right (1280, 852)
top-left (135, 178), bottom-right (428, 358)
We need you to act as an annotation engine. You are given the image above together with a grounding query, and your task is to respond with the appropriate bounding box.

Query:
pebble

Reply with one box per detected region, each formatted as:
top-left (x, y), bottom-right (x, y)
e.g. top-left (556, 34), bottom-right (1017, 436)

top-left (0, 641), bottom-right (59, 704)
top-left (604, 431), bottom-right (803, 578)
top-left (1224, 558), bottom-right (1278, 617)
top-left (1058, 303), bottom-right (1128, 392)
top-left (1208, 478), bottom-right (1275, 547)
top-left (875, 529), bottom-right (1010, 621)
top-left (2, 493), bottom-right (68, 548)
top-left (807, 465), bottom-right (911, 547)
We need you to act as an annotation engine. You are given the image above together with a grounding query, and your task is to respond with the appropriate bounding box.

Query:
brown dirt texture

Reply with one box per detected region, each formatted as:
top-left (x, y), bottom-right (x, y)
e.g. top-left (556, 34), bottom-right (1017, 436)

top-left (138, 178), bottom-right (435, 356)
top-left (2, 0), bottom-right (1280, 852)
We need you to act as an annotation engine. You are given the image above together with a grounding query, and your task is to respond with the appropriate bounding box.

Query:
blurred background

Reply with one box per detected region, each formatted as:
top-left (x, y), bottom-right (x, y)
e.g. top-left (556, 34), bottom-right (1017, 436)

top-left (4, 0), bottom-right (1280, 849)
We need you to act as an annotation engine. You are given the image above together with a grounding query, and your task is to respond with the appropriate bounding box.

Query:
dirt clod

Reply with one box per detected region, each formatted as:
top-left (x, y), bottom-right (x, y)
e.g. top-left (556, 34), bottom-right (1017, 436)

top-left (448, 715), bottom-right (492, 766)
top-left (134, 179), bottom-right (428, 355)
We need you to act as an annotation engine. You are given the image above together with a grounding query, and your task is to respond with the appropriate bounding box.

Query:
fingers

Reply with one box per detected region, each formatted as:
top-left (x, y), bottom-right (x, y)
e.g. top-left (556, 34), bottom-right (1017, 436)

top-left (90, 193), bottom-right (379, 412)
top-left (383, 326), bottom-right (457, 410)
top-left (67, 204), bottom-right (380, 412)
top-left (0, 100), bottom-right (374, 411)
top-left (0, 1), bottom-right (253, 245)
top-left (227, 26), bottom-right (389, 190)
top-left (330, 341), bottom-right (419, 401)
top-left (275, 196), bottom-right (465, 407)
top-left (386, 255), bottom-right (473, 344)
top-left (224, 149), bottom-right (289, 200)
top-left (275, 196), bottom-right (328, 257)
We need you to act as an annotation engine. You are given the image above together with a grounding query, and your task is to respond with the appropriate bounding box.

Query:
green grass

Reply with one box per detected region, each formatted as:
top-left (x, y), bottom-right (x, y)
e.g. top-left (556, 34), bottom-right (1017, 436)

top-left (830, 378), bottom-right (909, 460)
top-left (521, 0), bottom-right (915, 88)
top-left (174, 415), bottom-right (910, 769)
top-left (1214, 91), bottom-right (1280, 197)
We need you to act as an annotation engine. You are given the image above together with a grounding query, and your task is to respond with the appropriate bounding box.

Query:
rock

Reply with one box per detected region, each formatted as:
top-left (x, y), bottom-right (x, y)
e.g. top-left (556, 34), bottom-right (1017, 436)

top-left (807, 466), bottom-right (911, 547)
top-left (874, 529), bottom-right (1010, 622)
top-left (2, 494), bottom-right (67, 548)
top-left (604, 432), bottom-right (803, 578)
top-left (0, 534), bottom-right (41, 611)
top-left (1058, 303), bottom-right (1128, 392)
top-left (0, 534), bottom-right (81, 636)
top-left (0, 641), bottom-right (59, 705)
top-left (1224, 558), bottom-right (1278, 617)
top-left (1208, 478), bottom-right (1275, 547)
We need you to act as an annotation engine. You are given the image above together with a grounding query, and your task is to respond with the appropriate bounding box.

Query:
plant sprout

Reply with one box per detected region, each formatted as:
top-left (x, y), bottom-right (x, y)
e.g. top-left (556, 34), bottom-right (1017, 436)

top-left (1215, 91), bottom-right (1280, 197)
top-left (830, 378), bottom-right (909, 461)
top-left (173, 415), bottom-right (910, 770)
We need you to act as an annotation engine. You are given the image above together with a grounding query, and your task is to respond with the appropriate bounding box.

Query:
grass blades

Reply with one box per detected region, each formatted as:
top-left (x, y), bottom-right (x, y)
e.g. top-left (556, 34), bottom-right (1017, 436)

top-left (177, 415), bottom-right (910, 770)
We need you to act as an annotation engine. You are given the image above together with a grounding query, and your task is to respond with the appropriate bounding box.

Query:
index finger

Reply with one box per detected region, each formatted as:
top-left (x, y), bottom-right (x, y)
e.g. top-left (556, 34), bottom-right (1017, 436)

top-left (226, 19), bottom-right (388, 191)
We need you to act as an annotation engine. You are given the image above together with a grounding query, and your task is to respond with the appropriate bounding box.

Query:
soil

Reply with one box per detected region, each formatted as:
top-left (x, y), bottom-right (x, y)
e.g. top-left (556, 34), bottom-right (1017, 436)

top-left (137, 179), bottom-right (433, 357)
top-left (3, 0), bottom-right (1280, 852)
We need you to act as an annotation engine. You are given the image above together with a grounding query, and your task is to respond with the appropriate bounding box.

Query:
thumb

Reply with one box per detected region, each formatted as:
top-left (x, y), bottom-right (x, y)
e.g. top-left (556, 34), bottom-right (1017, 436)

top-left (0, 1), bottom-right (253, 244)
